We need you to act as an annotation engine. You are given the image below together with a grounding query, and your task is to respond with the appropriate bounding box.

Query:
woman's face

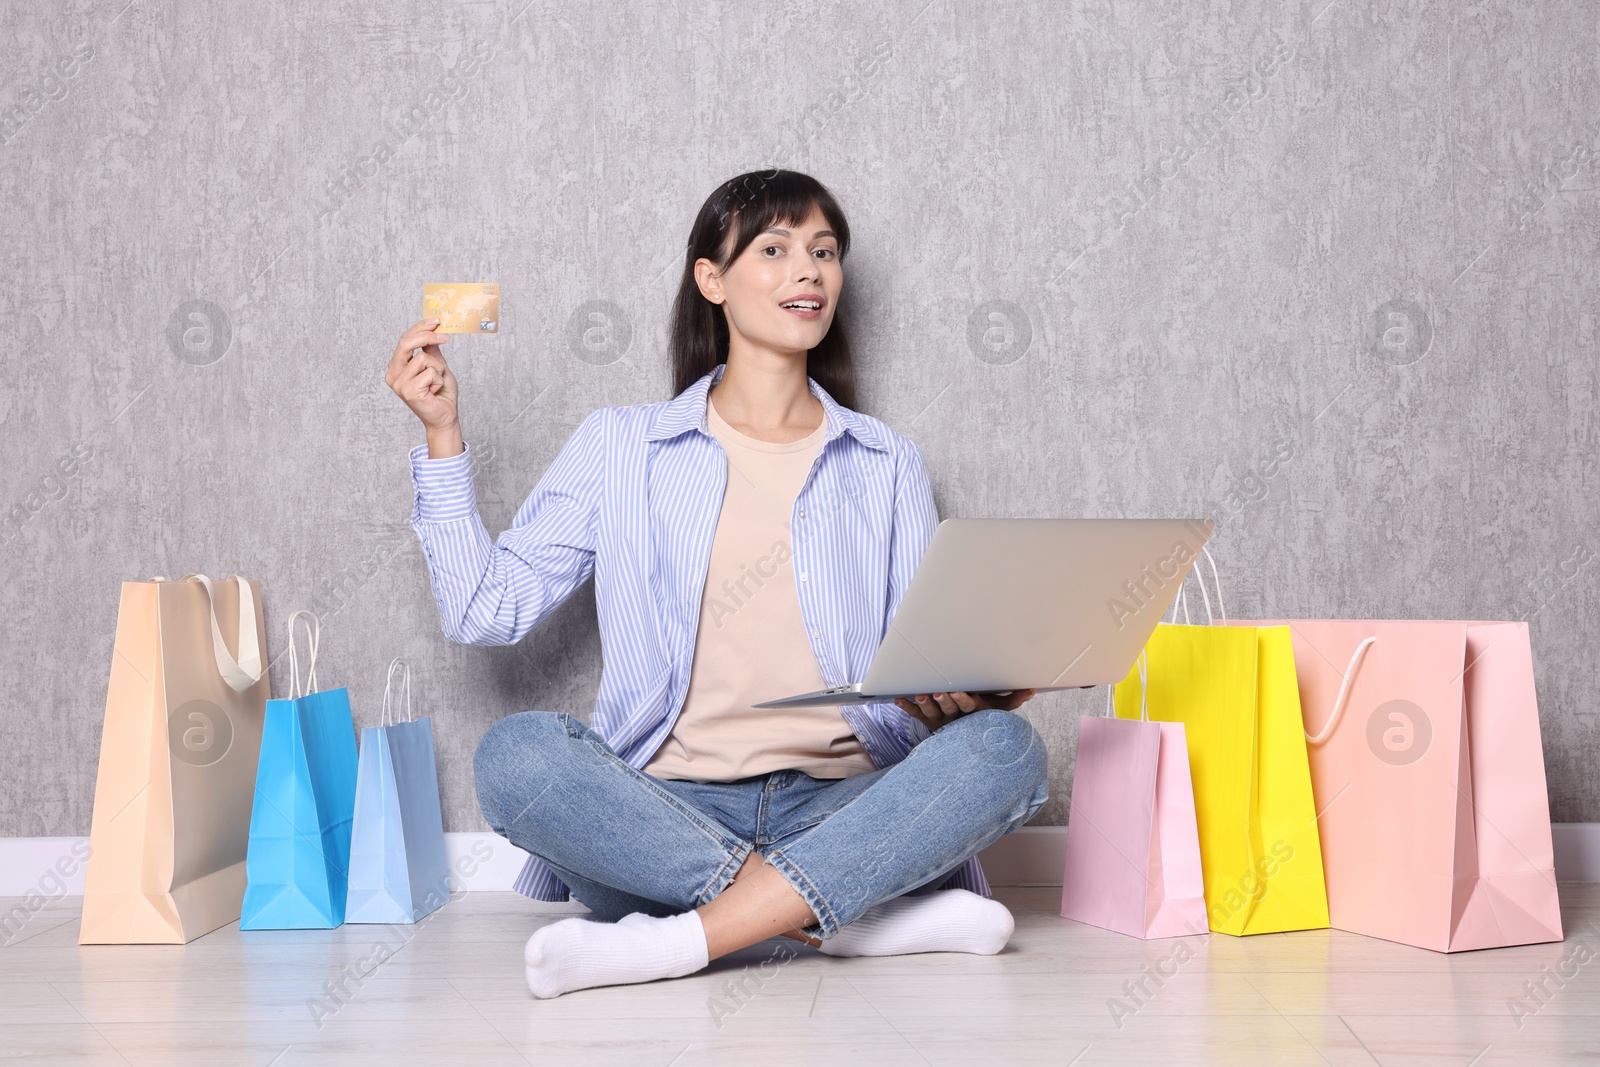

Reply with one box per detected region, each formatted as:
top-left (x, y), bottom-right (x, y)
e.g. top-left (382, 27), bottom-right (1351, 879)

top-left (696, 202), bottom-right (842, 358)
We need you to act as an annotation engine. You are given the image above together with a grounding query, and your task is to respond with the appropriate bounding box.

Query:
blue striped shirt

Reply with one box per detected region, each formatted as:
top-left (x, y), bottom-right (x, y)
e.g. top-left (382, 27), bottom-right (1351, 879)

top-left (407, 360), bottom-right (991, 901)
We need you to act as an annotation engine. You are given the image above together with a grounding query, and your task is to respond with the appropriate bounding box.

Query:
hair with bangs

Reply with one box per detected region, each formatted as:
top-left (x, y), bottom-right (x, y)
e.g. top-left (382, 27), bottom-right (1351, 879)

top-left (669, 169), bottom-right (858, 409)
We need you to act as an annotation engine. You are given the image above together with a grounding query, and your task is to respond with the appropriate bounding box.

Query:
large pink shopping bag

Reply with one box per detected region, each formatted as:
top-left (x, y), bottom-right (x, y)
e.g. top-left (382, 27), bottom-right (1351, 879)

top-left (1235, 619), bottom-right (1562, 953)
top-left (1061, 656), bottom-right (1209, 940)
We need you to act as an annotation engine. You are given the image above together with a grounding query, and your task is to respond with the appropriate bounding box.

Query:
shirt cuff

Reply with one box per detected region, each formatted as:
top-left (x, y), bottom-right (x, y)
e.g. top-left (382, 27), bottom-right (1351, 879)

top-left (409, 441), bottom-right (479, 523)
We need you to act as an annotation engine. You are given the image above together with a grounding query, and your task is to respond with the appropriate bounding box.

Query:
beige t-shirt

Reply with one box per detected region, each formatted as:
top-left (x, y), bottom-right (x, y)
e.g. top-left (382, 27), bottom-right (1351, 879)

top-left (643, 394), bottom-right (876, 782)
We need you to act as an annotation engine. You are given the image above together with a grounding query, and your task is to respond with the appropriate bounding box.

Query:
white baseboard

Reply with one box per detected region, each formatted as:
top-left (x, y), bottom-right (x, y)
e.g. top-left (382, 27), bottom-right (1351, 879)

top-left (979, 825), bottom-right (1070, 886)
top-left (0, 834), bottom-right (540, 898)
top-left (1554, 823), bottom-right (1600, 882)
top-left (4, 824), bottom-right (1597, 898)
top-left (982, 823), bottom-right (1600, 886)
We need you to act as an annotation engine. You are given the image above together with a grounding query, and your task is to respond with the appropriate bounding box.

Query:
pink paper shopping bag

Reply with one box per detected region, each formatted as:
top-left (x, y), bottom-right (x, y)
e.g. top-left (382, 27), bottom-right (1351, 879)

top-left (1238, 619), bottom-right (1562, 953)
top-left (1061, 656), bottom-right (1208, 940)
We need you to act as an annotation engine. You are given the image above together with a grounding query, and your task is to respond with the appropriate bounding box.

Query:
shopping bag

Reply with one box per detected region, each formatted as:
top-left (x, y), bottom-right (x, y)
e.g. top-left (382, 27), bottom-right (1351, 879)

top-left (80, 575), bottom-right (270, 944)
top-left (1235, 618), bottom-right (1562, 952)
top-left (1061, 653), bottom-right (1208, 939)
top-left (1113, 556), bottom-right (1330, 936)
top-left (240, 612), bottom-right (359, 930)
top-left (346, 659), bottom-right (451, 924)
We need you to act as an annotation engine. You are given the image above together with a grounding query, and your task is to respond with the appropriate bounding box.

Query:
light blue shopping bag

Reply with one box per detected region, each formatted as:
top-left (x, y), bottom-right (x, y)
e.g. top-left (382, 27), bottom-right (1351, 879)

top-left (240, 612), bottom-right (358, 930)
top-left (346, 660), bottom-right (451, 924)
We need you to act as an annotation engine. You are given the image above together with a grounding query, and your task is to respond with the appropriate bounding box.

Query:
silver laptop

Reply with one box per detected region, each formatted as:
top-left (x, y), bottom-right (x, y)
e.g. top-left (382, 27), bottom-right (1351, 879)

top-left (751, 517), bottom-right (1213, 708)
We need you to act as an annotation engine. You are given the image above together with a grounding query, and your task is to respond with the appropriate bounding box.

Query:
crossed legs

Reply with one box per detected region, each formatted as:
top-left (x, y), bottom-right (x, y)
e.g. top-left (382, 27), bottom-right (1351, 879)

top-left (474, 708), bottom-right (1049, 995)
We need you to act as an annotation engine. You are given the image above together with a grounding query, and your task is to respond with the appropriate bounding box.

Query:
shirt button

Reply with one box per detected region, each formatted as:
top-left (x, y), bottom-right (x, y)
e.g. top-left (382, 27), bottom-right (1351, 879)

top-left (811, 628), bottom-right (820, 638)
top-left (799, 509), bottom-right (807, 518)
top-left (799, 572), bottom-right (807, 582)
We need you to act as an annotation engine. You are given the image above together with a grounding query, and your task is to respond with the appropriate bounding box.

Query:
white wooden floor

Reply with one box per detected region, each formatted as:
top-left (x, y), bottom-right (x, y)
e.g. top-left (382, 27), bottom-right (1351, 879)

top-left (2, 885), bottom-right (1596, 1065)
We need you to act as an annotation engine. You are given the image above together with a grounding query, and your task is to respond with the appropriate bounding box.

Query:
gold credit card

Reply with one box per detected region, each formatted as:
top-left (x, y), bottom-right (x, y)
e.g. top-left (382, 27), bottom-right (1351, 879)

top-left (423, 282), bottom-right (499, 333)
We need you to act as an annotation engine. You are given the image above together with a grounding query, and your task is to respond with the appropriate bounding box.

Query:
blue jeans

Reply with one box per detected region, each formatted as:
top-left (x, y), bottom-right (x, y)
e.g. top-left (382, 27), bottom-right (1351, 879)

top-left (473, 708), bottom-right (1050, 941)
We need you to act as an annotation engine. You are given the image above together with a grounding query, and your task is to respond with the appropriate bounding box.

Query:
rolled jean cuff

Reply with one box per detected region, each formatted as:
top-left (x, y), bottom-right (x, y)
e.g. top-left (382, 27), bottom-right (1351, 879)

top-left (760, 848), bottom-right (841, 941)
top-left (512, 821), bottom-right (750, 918)
top-left (694, 840), bottom-right (756, 909)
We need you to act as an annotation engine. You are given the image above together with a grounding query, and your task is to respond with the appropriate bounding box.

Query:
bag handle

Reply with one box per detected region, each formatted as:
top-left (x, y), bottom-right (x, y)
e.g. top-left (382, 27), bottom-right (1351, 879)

top-left (284, 610), bottom-right (321, 699)
top-left (1165, 546), bottom-right (1226, 627)
top-left (1304, 636), bottom-right (1377, 745)
top-left (382, 658), bottom-right (412, 726)
top-left (1104, 649), bottom-right (1149, 722)
top-left (1167, 583), bottom-right (1191, 625)
top-left (174, 574), bottom-right (264, 693)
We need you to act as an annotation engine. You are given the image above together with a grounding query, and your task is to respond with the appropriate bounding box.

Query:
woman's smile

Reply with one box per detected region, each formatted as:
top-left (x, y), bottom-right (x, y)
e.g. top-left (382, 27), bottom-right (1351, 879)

top-left (778, 292), bottom-right (826, 320)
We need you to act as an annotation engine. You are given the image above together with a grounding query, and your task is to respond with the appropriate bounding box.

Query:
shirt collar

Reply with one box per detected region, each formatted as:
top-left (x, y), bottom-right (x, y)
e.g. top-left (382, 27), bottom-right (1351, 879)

top-left (644, 361), bottom-right (890, 454)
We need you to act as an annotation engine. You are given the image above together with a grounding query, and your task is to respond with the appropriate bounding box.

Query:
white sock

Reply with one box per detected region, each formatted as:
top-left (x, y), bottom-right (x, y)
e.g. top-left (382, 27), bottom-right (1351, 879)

top-left (817, 889), bottom-right (1015, 957)
top-left (523, 909), bottom-right (709, 999)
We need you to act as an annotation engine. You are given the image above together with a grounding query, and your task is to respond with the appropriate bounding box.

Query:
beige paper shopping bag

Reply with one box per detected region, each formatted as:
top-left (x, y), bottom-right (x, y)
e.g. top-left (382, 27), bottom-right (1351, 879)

top-left (79, 575), bottom-right (270, 944)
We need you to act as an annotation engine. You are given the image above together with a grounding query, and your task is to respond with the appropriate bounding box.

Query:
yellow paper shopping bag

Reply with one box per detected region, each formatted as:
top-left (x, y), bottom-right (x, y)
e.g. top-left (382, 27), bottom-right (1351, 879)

top-left (1113, 564), bottom-right (1329, 936)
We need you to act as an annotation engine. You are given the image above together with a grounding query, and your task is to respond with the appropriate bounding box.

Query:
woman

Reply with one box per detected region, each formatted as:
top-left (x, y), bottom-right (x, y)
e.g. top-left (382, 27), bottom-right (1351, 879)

top-left (385, 170), bottom-right (1049, 999)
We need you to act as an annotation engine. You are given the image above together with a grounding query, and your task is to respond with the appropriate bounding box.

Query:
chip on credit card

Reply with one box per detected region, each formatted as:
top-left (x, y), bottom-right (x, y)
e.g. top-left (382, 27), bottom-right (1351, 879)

top-left (423, 283), bottom-right (499, 333)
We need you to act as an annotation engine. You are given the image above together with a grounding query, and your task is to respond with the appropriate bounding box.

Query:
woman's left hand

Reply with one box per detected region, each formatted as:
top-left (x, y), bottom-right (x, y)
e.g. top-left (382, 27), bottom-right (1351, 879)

top-left (893, 688), bottom-right (1037, 732)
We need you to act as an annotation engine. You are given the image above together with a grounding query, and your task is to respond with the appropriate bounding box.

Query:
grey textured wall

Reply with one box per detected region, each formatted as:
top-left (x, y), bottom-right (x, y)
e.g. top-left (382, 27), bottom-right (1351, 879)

top-left (4, 0), bottom-right (1597, 839)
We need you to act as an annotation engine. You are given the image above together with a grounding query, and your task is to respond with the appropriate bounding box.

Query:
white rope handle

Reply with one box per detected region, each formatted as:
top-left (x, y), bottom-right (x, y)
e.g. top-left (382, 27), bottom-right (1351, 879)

top-left (183, 574), bottom-right (263, 693)
top-left (1105, 649), bottom-right (1150, 722)
top-left (284, 610), bottom-right (320, 700)
top-left (1136, 649), bottom-right (1148, 721)
top-left (1203, 550), bottom-right (1222, 627)
top-left (1163, 547), bottom-right (1226, 627)
top-left (382, 659), bottom-right (412, 726)
top-left (1167, 584), bottom-right (1191, 625)
top-left (1305, 636), bottom-right (1377, 745)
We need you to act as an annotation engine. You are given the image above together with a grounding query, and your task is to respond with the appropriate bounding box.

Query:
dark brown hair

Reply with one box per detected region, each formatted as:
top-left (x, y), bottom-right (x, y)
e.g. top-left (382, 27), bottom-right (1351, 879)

top-left (669, 169), bottom-right (857, 409)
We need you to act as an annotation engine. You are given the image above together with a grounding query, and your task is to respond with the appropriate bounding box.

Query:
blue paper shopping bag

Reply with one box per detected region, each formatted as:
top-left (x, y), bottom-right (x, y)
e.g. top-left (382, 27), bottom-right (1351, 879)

top-left (240, 611), bottom-right (359, 930)
top-left (346, 660), bottom-right (451, 924)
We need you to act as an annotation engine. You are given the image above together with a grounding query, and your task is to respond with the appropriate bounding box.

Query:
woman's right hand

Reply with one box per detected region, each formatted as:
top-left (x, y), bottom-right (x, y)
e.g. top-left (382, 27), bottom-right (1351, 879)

top-left (386, 318), bottom-right (463, 457)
